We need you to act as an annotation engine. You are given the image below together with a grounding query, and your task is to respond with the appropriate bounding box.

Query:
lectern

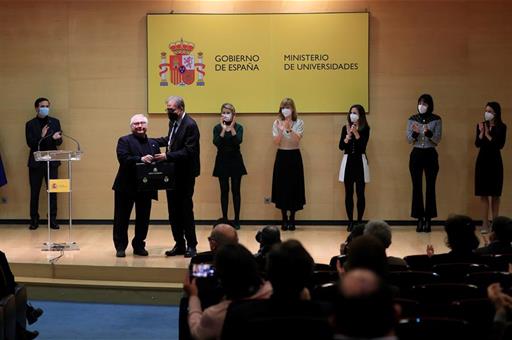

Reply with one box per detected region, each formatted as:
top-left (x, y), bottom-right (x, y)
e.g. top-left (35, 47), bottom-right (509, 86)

top-left (33, 150), bottom-right (82, 251)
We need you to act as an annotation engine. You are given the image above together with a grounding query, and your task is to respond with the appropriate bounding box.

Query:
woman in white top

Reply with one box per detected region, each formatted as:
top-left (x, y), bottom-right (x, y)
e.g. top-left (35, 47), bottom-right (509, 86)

top-left (271, 98), bottom-right (305, 231)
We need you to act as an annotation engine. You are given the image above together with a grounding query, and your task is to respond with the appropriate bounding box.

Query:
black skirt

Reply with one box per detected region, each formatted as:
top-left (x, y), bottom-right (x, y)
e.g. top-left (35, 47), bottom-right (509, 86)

top-left (475, 149), bottom-right (503, 196)
top-left (213, 150), bottom-right (247, 178)
top-left (271, 149), bottom-right (306, 211)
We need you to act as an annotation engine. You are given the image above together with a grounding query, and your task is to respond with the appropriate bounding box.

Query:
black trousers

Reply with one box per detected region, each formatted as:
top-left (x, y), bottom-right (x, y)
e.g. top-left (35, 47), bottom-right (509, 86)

top-left (409, 148), bottom-right (439, 219)
top-left (29, 166), bottom-right (58, 223)
top-left (344, 179), bottom-right (366, 222)
top-left (166, 176), bottom-right (198, 248)
top-left (113, 191), bottom-right (152, 251)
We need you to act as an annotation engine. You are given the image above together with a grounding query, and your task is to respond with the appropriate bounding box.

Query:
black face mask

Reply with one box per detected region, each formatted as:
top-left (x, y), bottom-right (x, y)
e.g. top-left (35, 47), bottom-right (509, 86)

top-left (167, 108), bottom-right (178, 121)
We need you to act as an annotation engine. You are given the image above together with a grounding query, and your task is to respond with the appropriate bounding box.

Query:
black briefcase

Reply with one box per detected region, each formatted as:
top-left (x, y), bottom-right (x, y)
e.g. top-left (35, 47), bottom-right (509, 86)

top-left (136, 162), bottom-right (175, 191)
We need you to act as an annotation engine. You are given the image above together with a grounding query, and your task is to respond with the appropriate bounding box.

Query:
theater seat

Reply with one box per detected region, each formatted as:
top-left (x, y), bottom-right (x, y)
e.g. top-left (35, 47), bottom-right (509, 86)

top-left (0, 294), bottom-right (15, 340)
top-left (389, 271), bottom-right (440, 298)
top-left (410, 283), bottom-right (483, 305)
top-left (465, 271), bottom-right (512, 292)
top-left (403, 255), bottom-right (433, 271)
top-left (397, 317), bottom-right (470, 340)
top-left (432, 263), bottom-right (489, 283)
top-left (452, 298), bottom-right (495, 339)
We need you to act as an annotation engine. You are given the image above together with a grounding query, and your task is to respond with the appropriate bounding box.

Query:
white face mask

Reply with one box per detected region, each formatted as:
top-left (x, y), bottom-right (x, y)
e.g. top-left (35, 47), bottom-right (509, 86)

top-left (281, 108), bottom-right (292, 117)
top-left (484, 111), bottom-right (494, 122)
top-left (349, 113), bottom-right (359, 123)
top-left (221, 113), bottom-right (233, 123)
top-left (418, 104), bottom-right (428, 114)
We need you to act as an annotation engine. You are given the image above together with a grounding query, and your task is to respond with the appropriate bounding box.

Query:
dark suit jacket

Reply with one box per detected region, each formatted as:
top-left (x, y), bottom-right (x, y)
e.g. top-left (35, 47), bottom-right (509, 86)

top-left (25, 116), bottom-right (62, 168)
top-left (155, 113), bottom-right (200, 178)
top-left (112, 133), bottom-right (160, 198)
top-left (0, 251), bottom-right (16, 298)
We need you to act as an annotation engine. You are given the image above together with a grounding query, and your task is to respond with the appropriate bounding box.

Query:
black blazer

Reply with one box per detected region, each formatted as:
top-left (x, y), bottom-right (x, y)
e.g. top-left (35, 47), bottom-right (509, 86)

top-left (112, 133), bottom-right (160, 198)
top-left (25, 116), bottom-right (62, 168)
top-left (155, 113), bottom-right (200, 178)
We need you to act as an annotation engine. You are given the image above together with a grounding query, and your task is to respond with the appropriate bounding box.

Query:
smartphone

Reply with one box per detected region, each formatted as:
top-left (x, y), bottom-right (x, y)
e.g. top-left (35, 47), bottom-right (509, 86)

top-left (192, 263), bottom-right (216, 278)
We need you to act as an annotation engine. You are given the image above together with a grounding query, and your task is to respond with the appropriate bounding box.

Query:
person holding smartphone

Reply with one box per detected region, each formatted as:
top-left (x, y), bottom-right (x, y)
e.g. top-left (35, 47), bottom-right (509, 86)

top-left (271, 98), bottom-right (305, 231)
top-left (339, 104), bottom-right (370, 231)
top-left (475, 101), bottom-right (507, 232)
top-left (212, 103), bottom-right (247, 229)
top-left (406, 94), bottom-right (442, 233)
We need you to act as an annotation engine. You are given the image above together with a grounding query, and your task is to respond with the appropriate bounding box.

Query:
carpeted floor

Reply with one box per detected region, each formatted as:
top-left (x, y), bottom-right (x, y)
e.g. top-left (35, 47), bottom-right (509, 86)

top-left (29, 300), bottom-right (179, 340)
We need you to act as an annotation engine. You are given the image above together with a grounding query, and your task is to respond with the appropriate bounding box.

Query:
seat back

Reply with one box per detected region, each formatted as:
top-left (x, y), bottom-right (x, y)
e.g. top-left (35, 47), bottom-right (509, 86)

top-left (452, 298), bottom-right (495, 339)
top-left (389, 271), bottom-right (440, 297)
top-left (409, 283), bottom-right (483, 305)
top-left (311, 282), bottom-right (337, 302)
top-left (0, 295), bottom-right (15, 340)
top-left (465, 271), bottom-right (512, 291)
top-left (432, 263), bottom-right (489, 283)
top-left (397, 317), bottom-right (470, 340)
top-left (403, 255), bottom-right (433, 271)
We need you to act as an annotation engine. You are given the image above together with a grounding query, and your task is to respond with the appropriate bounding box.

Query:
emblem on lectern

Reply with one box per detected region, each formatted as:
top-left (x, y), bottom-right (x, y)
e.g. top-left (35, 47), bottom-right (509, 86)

top-left (143, 177), bottom-right (148, 183)
top-left (164, 176), bottom-right (169, 183)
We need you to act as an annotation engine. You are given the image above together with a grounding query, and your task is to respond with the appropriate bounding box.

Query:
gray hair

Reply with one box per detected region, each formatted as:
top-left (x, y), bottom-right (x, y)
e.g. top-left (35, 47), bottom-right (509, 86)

top-left (166, 96), bottom-right (185, 111)
top-left (364, 220), bottom-right (392, 248)
top-left (129, 114), bottom-right (148, 126)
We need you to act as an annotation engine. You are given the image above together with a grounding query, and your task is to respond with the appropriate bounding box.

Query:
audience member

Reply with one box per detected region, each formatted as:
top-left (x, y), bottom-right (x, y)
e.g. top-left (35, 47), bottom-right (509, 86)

top-left (487, 282), bottom-right (512, 340)
top-left (190, 220), bottom-right (239, 265)
top-left (1, 250), bottom-right (42, 339)
top-left (476, 216), bottom-right (512, 255)
top-left (426, 214), bottom-right (481, 263)
top-left (254, 225), bottom-right (281, 272)
top-left (221, 240), bottom-right (332, 340)
top-left (364, 220), bottom-right (408, 268)
top-left (332, 269), bottom-right (399, 339)
top-left (343, 235), bottom-right (389, 279)
top-left (184, 244), bottom-right (271, 340)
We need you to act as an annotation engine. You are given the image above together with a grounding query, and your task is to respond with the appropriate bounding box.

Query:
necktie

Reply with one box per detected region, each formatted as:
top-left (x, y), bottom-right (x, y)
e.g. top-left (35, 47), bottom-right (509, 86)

top-left (168, 121), bottom-right (178, 150)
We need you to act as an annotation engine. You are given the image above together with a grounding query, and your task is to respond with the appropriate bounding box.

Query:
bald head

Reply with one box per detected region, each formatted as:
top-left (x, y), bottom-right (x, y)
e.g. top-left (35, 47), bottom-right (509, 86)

top-left (209, 224), bottom-right (238, 252)
top-left (340, 269), bottom-right (380, 298)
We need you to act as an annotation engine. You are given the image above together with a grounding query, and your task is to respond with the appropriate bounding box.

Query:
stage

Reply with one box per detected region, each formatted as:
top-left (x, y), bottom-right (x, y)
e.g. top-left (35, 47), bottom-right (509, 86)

top-left (0, 224), bottom-right (463, 305)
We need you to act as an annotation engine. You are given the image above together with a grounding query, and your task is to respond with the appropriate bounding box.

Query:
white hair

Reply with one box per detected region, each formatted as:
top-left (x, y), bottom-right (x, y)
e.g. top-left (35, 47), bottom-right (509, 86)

top-left (130, 114), bottom-right (148, 126)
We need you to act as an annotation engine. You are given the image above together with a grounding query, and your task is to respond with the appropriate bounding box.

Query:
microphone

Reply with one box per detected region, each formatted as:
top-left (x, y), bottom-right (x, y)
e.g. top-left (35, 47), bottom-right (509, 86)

top-left (37, 129), bottom-right (54, 151)
top-left (61, 132), bottom-right (81, 151)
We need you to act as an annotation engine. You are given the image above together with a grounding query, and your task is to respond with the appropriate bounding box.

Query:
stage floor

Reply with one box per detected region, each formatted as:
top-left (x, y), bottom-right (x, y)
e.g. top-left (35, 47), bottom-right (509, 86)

top-left (1, 224), bottom-right (456, 268)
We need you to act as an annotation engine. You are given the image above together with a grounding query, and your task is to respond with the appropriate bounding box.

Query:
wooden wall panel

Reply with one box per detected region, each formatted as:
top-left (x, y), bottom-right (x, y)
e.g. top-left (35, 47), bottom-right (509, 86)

top-left (0, 1), bottom-right (511, 222)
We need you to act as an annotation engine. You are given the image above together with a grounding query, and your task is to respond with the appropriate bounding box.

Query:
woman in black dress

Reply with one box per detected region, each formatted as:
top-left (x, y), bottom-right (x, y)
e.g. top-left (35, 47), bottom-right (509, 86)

top-left (475, 101), bottom-right (507, 232)
top-left (339, 104), bottom-right (370, 231)
top-left (213, 103), bottom-right (247, 229)
top-left (271, 98), bottom-right (305, 231)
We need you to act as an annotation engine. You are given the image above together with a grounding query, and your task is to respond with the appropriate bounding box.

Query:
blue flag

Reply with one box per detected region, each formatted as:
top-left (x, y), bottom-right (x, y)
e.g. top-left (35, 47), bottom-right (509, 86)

top-left (0, 153), bottom-right (7, 187)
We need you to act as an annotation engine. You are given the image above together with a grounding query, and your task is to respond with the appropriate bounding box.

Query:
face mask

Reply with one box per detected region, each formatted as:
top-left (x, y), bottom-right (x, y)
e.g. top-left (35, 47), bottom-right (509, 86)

top-left (38, 107), bottom-right (49, 117)
top-left (221, 113), bottom-right (233, 123)
top-left (281, 108), bottom-right (292, 117)
top-left (167, 108), bottom-right (178, 121)
top-left (484, 111), bottom-right (494, 122)
top-left (349, 113), bottom-right (359, 123)
top-left (418, 104), bottom-right (428, 114)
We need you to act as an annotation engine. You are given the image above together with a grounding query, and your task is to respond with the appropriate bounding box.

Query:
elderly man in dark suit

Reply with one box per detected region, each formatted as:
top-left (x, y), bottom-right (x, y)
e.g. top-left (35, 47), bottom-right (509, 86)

top-left (25, 97), bottom-right (62, 230)
top-left (112, 114), bottom-right (160, 258)
top-left (154, 96), bottom-right (200, 258)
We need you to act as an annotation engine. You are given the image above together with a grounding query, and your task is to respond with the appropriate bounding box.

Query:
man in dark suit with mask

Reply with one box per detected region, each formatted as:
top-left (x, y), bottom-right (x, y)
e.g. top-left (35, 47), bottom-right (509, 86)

top-left (154, 96), bottom-right (200, 258)
top-left (25, 97), bottom-right (62, 230)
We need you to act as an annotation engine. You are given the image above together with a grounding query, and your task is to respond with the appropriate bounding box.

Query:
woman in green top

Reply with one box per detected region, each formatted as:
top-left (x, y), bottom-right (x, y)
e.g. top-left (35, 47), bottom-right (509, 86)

top-left (213, 103), bottom-right (247, 229)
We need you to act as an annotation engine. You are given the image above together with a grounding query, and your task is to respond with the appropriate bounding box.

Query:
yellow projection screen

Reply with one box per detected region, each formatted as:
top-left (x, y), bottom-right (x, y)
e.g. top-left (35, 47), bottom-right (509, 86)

top-left (147, 13), bottom-right (369, 114)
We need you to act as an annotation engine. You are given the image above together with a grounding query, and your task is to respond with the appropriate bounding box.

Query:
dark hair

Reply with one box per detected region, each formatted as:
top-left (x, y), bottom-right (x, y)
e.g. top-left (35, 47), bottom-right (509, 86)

top-left (255, 225), bottom-right (281, 247)
top-left (334, 273), bottom-right (396, 337)
top-left (418, 94), bottom-right (434, 114)
top-left (214, 244), bottom-right (262, 300)
top-left (492, 216), bottom-right (512, 242)
top-left (342, 223), bottom-right (366, 255)
top-left (267, 240), bottom-right (314, 299)
top-left (345, 235), bottom-right (389, 278)
top-left (445, 215), bottom-right (479, 252)
top-left (34, 97), bottom-right (50, 108)
top-left (348, 104), bottom-right (369, 130)
top-left (486, 101), bottom-right (503, 126)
